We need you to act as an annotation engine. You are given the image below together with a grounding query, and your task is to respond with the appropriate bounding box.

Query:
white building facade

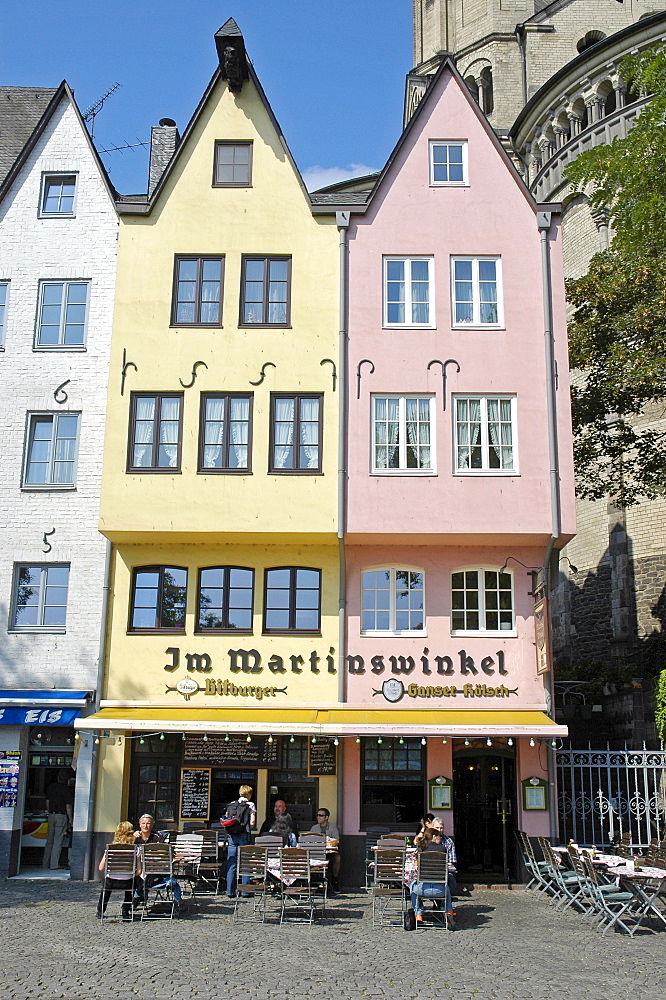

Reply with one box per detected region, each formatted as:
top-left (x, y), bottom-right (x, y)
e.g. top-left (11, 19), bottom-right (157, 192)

top-left (0, 84), bottom-right (117, 877)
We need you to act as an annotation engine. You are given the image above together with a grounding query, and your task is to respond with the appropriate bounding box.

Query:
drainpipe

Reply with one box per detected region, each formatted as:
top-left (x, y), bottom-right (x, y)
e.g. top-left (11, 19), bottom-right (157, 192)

top-left (82, 538), bottom-right (112, 880)
top-left (515, 24), bottom-right (528, 107)
top-left (538, 210), bottom-right (561, 842)
top-left (336, 211), bottom-right (350, 834)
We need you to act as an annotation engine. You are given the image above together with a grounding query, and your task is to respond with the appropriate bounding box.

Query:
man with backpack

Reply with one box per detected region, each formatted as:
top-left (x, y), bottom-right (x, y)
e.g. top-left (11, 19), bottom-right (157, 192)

top-left (223, 784), bottom-right (256, 897)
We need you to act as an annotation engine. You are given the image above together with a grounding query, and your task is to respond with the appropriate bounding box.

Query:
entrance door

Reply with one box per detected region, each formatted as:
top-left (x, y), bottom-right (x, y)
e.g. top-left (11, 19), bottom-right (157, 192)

top-left (453, 750), bottom-right (516, 881)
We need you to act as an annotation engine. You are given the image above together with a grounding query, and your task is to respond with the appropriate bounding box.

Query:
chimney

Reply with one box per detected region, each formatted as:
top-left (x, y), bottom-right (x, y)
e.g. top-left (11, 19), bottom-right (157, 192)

top-left (148, 118), bottom-right (179, 197)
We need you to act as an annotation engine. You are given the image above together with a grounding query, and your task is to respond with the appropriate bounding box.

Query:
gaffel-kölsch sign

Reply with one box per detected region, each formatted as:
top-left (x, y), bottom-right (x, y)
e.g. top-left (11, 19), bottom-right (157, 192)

top-left (163, 646), bottom-right (516, 703)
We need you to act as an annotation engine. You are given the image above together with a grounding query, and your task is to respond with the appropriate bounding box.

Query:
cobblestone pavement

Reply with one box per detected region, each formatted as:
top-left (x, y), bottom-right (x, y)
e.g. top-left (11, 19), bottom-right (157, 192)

top-left (1, 880), bottom-right (665, 1000)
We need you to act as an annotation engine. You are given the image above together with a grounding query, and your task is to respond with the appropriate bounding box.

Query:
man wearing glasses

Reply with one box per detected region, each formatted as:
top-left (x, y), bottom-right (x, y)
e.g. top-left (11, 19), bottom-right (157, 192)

top-left (310, 807), bottom-right (340, 893)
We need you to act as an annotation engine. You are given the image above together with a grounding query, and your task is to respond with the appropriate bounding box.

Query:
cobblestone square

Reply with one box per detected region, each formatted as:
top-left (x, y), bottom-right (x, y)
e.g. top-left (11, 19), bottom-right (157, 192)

top-left (1, 881), bottom-right (665, 1000)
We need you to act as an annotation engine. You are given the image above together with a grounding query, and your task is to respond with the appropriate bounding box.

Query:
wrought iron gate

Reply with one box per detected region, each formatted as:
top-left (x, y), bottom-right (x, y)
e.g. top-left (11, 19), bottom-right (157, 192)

top-left (556, 745), bottom-right (666, 848)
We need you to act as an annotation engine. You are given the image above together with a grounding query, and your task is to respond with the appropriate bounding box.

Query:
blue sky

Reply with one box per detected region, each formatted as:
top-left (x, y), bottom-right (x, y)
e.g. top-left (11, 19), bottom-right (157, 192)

top-left (3, 1), bottom-right (414, 194)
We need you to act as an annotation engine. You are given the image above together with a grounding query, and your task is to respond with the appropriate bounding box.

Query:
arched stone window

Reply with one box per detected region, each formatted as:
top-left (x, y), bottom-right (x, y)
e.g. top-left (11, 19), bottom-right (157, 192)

top-left (576, 31), bottom-right (606, 55)
top-left (465, 76), bottom-right (479, 105)
top-left (572, 97), bottom-right (588, 132)
top-left (481, 67), bottom-right (494, 116)
top-left (597, 80), bottom-right (616, 117)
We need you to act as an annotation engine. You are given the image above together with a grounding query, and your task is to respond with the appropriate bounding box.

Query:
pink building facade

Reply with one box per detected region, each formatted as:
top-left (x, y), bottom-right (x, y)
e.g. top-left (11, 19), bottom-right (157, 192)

top-left (338, 60), bottom-right (575, 880)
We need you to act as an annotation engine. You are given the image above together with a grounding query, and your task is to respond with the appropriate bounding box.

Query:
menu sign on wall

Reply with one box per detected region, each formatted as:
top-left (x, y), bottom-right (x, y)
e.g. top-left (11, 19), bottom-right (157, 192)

top-left (180, 767), bottom-right (211, 821)
top-left (308, 738), bottom-right (337, 777)
top-left (183, 734), bottom-right (281, 767)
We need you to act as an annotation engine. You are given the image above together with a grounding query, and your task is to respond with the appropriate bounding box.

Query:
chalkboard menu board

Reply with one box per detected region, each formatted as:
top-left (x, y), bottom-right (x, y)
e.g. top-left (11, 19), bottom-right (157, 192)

top-left (183, 734), bottom-right (281, 767)
top-left (180, 767), bottom-right (211, 820)
top-left (308, 738), bottom-right (337, 776)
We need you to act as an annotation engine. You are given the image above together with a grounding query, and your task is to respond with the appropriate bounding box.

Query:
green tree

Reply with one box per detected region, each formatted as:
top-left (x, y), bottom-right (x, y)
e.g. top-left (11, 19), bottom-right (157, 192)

top-left (565, 48), bottom-right (666, 505)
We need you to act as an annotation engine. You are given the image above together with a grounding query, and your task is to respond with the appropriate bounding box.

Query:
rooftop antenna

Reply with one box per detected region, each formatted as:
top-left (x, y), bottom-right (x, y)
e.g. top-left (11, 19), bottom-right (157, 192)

top-left (83, 82), bottom-right (121, 140)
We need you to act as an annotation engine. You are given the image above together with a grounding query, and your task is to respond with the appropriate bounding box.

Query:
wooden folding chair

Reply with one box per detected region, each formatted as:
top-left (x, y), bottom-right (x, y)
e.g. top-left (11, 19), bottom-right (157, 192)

top-left (371, 848), bottom-right (406, 928)
top-left (139, 843), bottom-right (178, 920)
top-left (99, 845), bottom-right (137, 923)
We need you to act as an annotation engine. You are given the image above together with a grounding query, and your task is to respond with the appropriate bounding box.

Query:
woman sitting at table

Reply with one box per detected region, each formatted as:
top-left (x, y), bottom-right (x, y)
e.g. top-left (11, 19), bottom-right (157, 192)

top-left (97, 821), bottom-right (138, 920)
top-left (270, 814), bottom-right (298, 847)
top-left (414, 813), bottom-right (436, 846)
top-left (410, 828), bottom-right (457, 928)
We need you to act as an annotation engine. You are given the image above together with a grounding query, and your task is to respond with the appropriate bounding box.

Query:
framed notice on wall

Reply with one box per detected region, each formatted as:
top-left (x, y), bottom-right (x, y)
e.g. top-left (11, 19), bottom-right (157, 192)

top-left (522, 776), bottom-right (548, 811)
top-left (180, 767), bottom-right (211, 821)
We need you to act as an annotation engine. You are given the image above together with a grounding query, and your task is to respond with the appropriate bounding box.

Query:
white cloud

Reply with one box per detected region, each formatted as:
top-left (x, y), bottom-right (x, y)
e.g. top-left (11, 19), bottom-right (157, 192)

top-left (302, 162), bottom-right (378, 192)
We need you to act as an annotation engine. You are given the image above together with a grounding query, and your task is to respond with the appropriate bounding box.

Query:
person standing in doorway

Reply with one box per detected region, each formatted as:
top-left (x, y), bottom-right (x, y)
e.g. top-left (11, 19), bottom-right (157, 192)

top-left (225, 784), bottom-right (256, 897)
top-left (42, 769), bottom-right (74, 870)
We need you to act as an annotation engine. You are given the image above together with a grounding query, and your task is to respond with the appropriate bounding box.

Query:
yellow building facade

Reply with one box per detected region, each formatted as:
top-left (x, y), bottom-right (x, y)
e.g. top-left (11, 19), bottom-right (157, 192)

top-left (91, 23), bottom-right (341, 839)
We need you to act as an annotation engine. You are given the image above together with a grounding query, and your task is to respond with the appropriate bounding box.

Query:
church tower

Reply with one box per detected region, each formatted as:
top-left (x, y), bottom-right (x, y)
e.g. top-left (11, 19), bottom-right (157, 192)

top-left (411, 1), bottom-right (662, 132)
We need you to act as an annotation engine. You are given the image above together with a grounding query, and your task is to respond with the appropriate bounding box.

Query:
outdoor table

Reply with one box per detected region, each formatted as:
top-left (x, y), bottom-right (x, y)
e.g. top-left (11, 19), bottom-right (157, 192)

top-left (610, 866), bottom-right (666, 933)
top-left (266, 851), bottom-right (328, 886)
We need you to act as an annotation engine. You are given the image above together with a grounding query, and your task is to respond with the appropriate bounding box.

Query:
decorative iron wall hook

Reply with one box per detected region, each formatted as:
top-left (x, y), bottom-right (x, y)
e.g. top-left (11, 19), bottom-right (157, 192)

top-left (356, 359), bottom-right (375, 399)
top-left (249, 361), bottom-right (276, 386)
top-left (42, 528), bottom-right (55, 554)
top-left (53, 380), bottom-right (70, 404)
top-left (320, 358), bottom-right (337, 391)
top-left (179, 360), bottom-right (208, 389)
top-left (120, 348), bottom-right (138, 396)
top-left (427, 358), bottom-right (460, 410)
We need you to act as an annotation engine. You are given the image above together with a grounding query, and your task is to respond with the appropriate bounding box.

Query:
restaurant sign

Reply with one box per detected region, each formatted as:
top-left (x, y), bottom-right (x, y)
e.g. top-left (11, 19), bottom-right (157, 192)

top-left (375, 679), bottom-right (518, 703)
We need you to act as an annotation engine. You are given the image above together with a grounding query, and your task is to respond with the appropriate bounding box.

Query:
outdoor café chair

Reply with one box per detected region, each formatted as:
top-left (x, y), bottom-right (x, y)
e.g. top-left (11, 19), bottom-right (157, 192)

top-left (413, 850), bottom-right (450, 929)
top-left (99, 844), bottom-right (137, 923)
top-left (139, 843), bottom-right (179, 920)
top-left (580, 854), bottom-right (639, 935)
top-left (232, 845), bottom-right (269, 923)
top-left (173, 833), bottom-right (204, 907)
top-left (279, 847), bottom-right (324, 925)
top-left (371, 848), bottom-right (407, 928)
top-left (364, 827), bottom-right (391, 891)
top-left (515, 830), bottom-right (553, 895)
top-left (192, 829), bottom-right (221, 895)
top-left (298, 836), bottom-right (328, 909)
top-left (538, 838), bottom-right (585, 911)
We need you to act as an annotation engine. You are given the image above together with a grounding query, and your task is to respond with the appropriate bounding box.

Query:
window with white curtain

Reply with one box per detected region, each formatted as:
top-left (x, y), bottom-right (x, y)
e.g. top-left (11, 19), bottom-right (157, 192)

top-left (383, 257), bottom-right (433, 327)
top-left (451, 257), bottom-right (502, 326)
top-left (371, 395), bottom-right (434, 473)
top-left (128, 393), bottom-right (183, 471)
top-left (361, 567), bottom-right (425, 634)
top-left (23, 412), bottom-right (80, 486)
top-left (199, 393), bottom-right (252, 472)
top-left (10, 564), bottom-right (70, 631)
top-left (454, 395), bottom-right (516, 473)
top-left (240, 256), bottom-right (290, 325)
top-left (269, 394), bottom-right (322, 472)
top-left (451, 568), bottom-right (514, 633)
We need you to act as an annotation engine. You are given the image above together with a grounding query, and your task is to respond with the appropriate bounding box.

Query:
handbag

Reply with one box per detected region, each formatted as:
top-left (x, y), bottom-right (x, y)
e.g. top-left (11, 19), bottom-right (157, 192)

top-left (403, 907), bottom-right (416, 931)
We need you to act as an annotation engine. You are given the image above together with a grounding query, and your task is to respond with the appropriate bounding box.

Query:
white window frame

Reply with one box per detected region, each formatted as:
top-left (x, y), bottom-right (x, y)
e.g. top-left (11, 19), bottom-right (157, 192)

top-left (22, 411), bottom-right (81, 489)
top-left (35, 279), bottom-right (90, 349)
top-left (450, 256), bottom-right (503, 328)
top-left (39, 172), bottom-right (78, 218)
top-left (453, 394), bottom-right (517, 475)
top-left (429, 140), bottom-right (468, 186)
top-left (450, 566), bottom-right (516, 637)
top-left (0, 280), bottom-right (8, 349)
top-left (383, 256), bottom-right (434, 328)
top-left (361, 566), bottom-right (427, 636)
top-left (9, 563), bottom-right (70, 633)
top-left (371, 394), bottom-right (436, 475)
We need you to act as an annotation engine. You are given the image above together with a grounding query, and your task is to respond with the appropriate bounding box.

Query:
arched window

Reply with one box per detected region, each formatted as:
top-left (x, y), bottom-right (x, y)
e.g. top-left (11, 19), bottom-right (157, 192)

top-left (576, 31), bottom-right (606, 55)
top-left (451, 567), bottom-right (514, 634)
top-left (481, 67), bottom-right (494, 115)
top-left (361, 567), bottom-right (425, 635)
top-left (465, 76), bottom-right (479, 105)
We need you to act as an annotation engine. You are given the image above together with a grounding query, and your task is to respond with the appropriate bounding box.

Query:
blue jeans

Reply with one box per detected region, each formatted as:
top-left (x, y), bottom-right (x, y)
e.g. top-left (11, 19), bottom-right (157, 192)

top-left (226, 831), bottom-right (250, 895)
top-left (410, 873), bottom-right (456, 915)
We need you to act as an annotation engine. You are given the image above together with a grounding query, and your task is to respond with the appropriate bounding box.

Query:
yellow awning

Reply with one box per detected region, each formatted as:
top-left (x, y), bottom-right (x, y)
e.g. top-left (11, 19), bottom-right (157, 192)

top-left (75, 707), bottom-right (567, 737)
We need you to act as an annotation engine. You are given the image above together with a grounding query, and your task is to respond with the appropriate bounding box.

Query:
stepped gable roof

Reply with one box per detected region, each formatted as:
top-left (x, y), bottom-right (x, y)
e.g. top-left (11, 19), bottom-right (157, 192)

top-left (0, 81), bottom-right (118, 206)
top-left (0, 87), bottom-right (57, 185)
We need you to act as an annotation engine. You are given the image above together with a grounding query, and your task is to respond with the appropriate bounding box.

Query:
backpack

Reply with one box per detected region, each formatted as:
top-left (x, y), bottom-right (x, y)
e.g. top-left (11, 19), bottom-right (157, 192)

top-left (221, 799), bottom-right (251, 834)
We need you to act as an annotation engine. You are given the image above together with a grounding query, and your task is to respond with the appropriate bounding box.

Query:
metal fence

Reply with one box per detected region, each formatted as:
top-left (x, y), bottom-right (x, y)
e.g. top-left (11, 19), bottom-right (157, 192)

top-left (556, 745), bottom-right (666, 849)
